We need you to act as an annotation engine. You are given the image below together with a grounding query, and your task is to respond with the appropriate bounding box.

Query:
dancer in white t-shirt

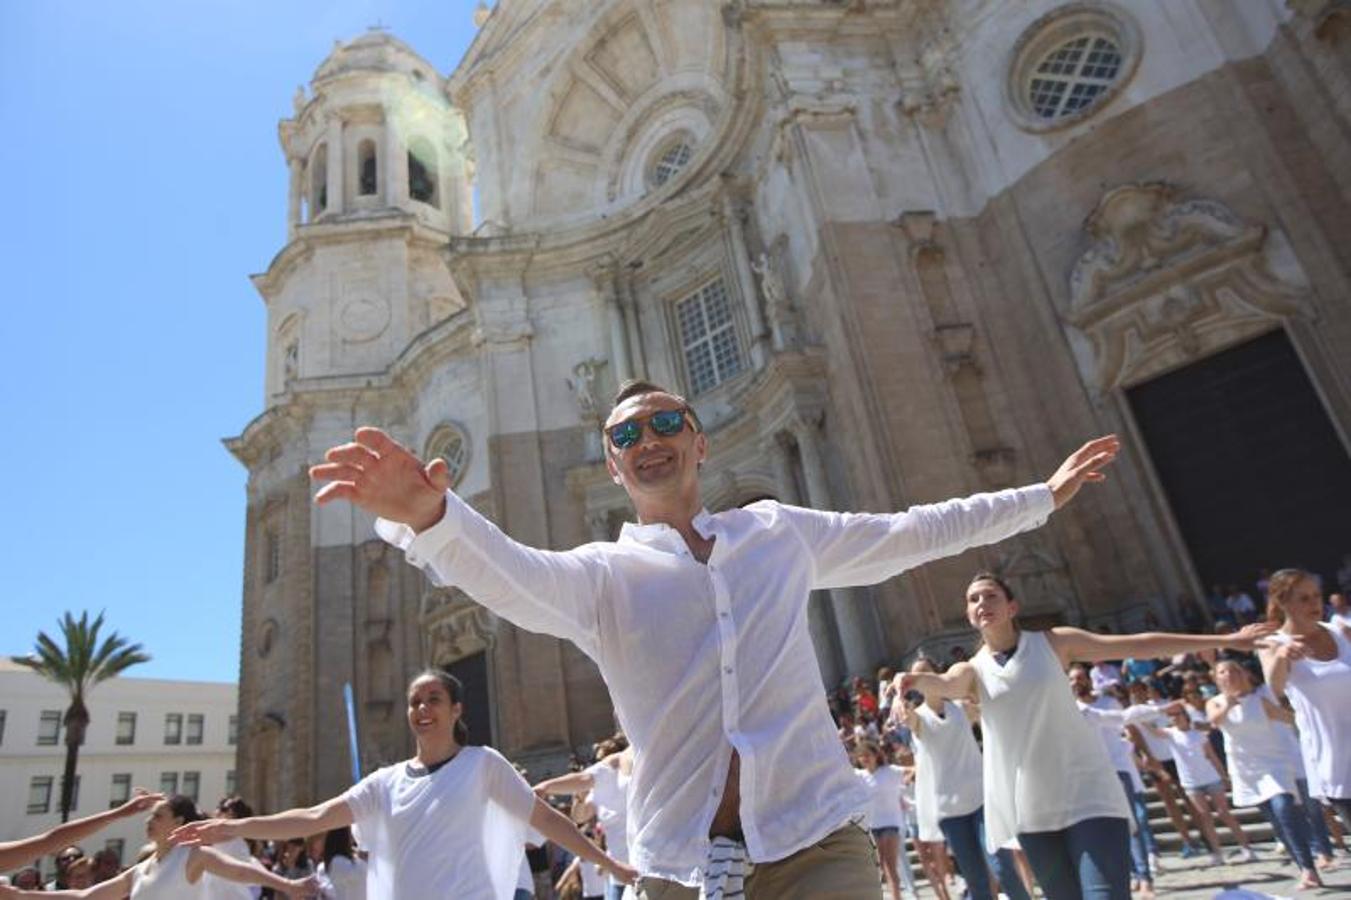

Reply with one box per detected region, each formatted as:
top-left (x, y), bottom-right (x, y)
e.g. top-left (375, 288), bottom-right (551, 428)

top-left (1208, 660), bottom-right (1323, 890)
top-left (0, 796), bottom-right (316, 900)
top-left (1260, 568), bottom-right (1351, 832)
top-left (900, 573), bottom-right (1272, 900)
top-left (852, 741), bottom-right (917, 900)
top-left (1141, 703), bottom-right (1252, 865)
top-left (171, 670), bottom-right (636, 900)
top-left (534, 740), bottom-right (633, 900)
top-left (901, 659), bottom-right (1029, 900)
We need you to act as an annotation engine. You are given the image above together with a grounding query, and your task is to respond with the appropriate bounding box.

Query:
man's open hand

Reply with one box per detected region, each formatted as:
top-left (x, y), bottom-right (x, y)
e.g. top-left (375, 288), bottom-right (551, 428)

top-left (309, 427), bottom-right (450, 533)
top-left (1046, 435), bottom-right (1120, 509)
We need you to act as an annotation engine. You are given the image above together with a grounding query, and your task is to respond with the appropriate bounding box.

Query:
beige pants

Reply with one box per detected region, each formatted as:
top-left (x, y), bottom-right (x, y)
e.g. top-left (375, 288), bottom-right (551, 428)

top-left (636, 823), bottom-right (882, 900)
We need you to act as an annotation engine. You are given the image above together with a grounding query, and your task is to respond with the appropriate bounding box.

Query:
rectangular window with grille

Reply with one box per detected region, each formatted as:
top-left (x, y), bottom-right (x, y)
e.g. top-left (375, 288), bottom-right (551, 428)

top-left (160, 772), bottom-right (178, 796)
top-left (110, 773), bottom-right (131, 807)
top-left (28, 776), bottom-right (53, 814)
top-left (181, 771), bottom-right (200, 803)
top-left (37, 710), bottom-right (61, 746)
top-left (675, 278), bottom-right (744, 396)
top-left (228, 715), bottom-right (238, 746)
top-left (226, 769), bottom-right (237, 796)
top-left (0, 709), bottom-right (6, 746)
top-left (116, 712), bottom-right (136, 746)
top-left (186, 714), bottom-right (204, 745)
top-left (164, 714), bottom-right (182, 745)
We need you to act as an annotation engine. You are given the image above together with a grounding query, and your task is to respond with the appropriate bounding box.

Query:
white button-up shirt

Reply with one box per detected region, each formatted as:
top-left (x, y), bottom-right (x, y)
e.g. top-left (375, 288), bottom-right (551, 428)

top-left (377, 483), bottom-right (1053, 885)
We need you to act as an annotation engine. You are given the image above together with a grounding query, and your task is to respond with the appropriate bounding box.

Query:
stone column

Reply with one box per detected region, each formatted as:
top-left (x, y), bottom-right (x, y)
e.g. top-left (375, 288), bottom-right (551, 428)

top-left (325, 115), bottom-right (345, 217)
top-left (621, 268), bottom-right (647, 378)
top-left (385, 117), bottom-right (406, 207)
top-left (769, 434), bottom-right (843, 683)
top-left (591, 266), bottom-right (632, 383)
top-left (791, 415), bottom-right (876, 677)
top-left (722, 193), bottom-right (768, 368)
top-left (287, 156), bottom-right (302, 237)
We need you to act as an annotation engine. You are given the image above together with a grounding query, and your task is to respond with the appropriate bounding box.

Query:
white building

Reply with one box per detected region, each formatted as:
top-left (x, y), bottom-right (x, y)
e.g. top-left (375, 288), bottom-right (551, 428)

top-left (0, 660), bottom-right (238, 873)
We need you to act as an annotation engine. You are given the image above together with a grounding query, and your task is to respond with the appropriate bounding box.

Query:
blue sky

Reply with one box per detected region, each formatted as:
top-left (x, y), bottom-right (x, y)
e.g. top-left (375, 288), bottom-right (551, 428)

top-left (0, 1), bottom-right (482, 683)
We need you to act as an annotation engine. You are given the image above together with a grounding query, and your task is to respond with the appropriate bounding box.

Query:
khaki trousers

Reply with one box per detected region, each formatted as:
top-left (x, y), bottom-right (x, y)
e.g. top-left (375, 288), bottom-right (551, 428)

top-left (636, 823), bottom-right (882, 900)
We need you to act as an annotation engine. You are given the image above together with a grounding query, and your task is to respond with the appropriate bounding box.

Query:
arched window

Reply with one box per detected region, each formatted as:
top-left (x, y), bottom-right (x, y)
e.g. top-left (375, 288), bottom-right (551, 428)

top-left (649, 137), bottom-right (694, 189)
top-left (310, 143), bottom-right (328, 217)
top-left (1027, 35), bottom-right (1123, 120)
top-left (675, 278), bottom-right (744, 395)
top-left (408, 138), bottom-right (440, 208)
top-left (357, 139), bottom-right (378, 196)
top-left (425, 423), bottom-right (470, 487)
top-left (1005, 6), bottom-right (1141, 132)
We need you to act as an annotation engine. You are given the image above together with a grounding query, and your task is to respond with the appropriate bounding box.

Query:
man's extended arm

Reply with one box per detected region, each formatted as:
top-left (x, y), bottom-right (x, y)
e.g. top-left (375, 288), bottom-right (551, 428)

top-left (311, 427), bottom-right (602, 656)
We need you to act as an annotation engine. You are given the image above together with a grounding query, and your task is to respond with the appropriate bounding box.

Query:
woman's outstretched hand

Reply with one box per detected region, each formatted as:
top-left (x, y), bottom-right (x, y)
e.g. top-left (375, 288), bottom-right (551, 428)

top-left (309, 427), bottom-right (451, 533)
top-left (1046, 435), bottom-right (1121, 509)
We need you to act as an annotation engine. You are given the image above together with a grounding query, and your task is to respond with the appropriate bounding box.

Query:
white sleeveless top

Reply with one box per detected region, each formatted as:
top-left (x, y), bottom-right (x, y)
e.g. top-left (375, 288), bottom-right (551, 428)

top-left (972, 630), bottom-right (1129, 852)
top-left (1216, 687), bottom-right (1299, 806)
top-left (132, 846), bottom-right (206, 899)
top-left (853, 764), bottom-right (908, 831)
top-left (201, 838), bottom-right (256, 900)
top-left (913, 700), bottom-right (984, 832)
top-left (1273, 624), bottom-right (1351, 800)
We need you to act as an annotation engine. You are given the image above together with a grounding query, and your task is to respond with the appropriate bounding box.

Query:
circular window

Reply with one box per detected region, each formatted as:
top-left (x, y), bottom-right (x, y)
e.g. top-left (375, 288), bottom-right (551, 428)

top-left (649, 137), bottom-right (694, 189)
top-left (1005, 4), bottom-right (1141, 132)
top-left (425, 424), bottom-right (470, 488)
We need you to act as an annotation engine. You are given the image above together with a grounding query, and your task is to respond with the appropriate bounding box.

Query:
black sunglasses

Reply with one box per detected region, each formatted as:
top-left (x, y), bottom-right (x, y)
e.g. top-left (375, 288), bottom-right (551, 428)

top-left (605, 408), bottom-right (697, 450)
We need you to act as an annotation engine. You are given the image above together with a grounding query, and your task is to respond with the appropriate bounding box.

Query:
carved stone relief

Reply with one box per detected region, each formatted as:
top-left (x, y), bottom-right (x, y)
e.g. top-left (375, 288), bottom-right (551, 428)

top-left (1067, 183), bottom-right (1313, 392)
top-left (422, 587), bottom-right (498, 665)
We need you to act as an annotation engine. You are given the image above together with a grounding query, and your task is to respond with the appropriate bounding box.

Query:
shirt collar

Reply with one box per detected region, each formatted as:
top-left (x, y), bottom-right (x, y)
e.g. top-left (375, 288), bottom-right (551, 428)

top-left (618, 508), bottom-right (717, 554)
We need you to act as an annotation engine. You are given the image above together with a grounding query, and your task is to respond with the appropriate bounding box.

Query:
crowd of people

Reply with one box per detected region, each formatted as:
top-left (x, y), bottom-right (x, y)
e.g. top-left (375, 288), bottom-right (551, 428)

top-left (6, 380), bottom-right (1348, 899)
top-left (830, 570), bottom-right (1351, 898)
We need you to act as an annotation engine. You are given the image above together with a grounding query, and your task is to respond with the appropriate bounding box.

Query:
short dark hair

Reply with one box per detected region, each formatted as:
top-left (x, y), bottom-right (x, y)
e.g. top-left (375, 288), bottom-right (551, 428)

top-left (606, 379), bottom-right (702, 433)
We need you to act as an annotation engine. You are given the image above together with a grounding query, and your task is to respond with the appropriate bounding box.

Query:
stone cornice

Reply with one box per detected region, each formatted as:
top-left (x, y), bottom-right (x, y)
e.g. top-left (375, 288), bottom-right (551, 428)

top-left (251, 213), bottom-right (451, 300)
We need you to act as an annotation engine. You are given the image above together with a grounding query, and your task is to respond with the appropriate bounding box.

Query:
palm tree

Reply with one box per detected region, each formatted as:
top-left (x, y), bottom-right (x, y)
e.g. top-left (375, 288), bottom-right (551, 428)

top-left (13, 611), bottom-right (150, 822)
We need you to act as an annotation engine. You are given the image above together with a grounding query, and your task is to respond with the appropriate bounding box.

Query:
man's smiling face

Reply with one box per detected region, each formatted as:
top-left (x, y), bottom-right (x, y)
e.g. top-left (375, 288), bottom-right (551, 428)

top-left (603, 390), bottom-right (706, 503)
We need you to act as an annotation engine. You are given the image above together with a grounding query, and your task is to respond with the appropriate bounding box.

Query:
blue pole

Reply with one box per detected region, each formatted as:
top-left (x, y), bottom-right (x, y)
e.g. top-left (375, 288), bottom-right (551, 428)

top-left (343, 683), bottom-right (362, 784)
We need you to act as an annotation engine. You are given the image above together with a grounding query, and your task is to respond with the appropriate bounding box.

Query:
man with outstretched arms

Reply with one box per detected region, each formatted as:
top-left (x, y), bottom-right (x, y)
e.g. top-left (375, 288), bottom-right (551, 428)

top-left (310, 379), bottom-right (1119, 899)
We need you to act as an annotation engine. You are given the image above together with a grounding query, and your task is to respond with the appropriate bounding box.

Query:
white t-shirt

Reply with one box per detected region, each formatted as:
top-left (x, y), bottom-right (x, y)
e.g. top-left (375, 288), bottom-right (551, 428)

top-left (853, 765), bottom-right (907, 831)
top-left (1162, 727), bottom-right (1221, 790)
top-left (517, 827), bottom-right (543, 896)
top-left (341, 746), bottom-right (536, 900)
top-left (200, 838), bottom-right (257, 900)
top-left (318, 855), bottom-right (367, 900)
top-left (585, 759), bottom-right (630, 865)
top-left (578, 858), bottom-right (607, 898)
top-left (131, 846), bottom-right (206, 899)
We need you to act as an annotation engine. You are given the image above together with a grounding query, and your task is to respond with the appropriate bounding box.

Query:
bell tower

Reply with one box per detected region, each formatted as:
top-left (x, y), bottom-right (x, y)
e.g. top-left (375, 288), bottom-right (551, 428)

top-left (255, 29), bottom-right (471, 399)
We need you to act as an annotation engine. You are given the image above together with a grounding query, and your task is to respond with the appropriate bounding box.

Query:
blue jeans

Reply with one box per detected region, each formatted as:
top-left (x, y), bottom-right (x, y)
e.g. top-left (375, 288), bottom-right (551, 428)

top-left (1259, 791), bottom-right (1315, 871)
top-left (938, 807), bottom-right (1031, 900)
top-left (1019, 816), bottom-right (1132, 900)
top-left (1115, 771), bottom-right (1154, 882)
top-left (1296, 778), bottom-right (1333, 858)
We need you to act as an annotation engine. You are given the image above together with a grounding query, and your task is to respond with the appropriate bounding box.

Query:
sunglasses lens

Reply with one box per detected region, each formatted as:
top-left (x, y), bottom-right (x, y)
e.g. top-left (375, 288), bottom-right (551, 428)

top-left (609, 422), bottom-right (641, 449)
top-left (651, 410), bottom-right (685, 435)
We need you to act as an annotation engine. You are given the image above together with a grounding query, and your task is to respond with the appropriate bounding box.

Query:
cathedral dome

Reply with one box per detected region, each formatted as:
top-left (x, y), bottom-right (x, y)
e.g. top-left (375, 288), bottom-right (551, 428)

top-left (313, 30), bottom-right (440, 84)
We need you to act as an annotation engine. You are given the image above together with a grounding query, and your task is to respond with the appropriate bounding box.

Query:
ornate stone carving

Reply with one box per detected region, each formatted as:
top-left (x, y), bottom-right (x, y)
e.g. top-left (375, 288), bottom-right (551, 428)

top-left (992, 535), bottom-right (1081, 624)
top-left (899, 34), bottom-right (961, 124)
top-left (1066, 183), bottom-right (1313, 390)
top-left (423, 599), bottom-right (498, 665)
top-left (566, 358), bottom-right (607, 421)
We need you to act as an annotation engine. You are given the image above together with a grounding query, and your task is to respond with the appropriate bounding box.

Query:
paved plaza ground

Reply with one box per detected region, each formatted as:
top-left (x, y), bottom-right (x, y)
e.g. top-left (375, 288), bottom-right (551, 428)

top-left (896, 842), bottom-right (1351, 898)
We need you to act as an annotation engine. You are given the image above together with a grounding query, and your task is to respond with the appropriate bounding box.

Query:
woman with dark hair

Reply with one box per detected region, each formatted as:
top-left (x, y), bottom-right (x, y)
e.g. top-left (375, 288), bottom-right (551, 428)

top-left (1260, 567), bottom-right (1351, 830)
top-left (0, 796), bottom-right (316, 899)
top-left (900, 658), bottom-right (1029, 900)
top-left (206, 796), bottom-right (261, 900)
top-left (314, 828), bottom-right (365, 900)
top-left (900, 573), bottom-right (1272, 900)
top-left (169, 670), bottom-right (635, 900)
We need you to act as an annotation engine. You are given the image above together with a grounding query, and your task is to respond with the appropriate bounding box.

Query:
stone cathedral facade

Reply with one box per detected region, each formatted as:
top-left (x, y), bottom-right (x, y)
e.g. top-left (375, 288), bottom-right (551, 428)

top-left (229, 0), bottom-right (1351, 809)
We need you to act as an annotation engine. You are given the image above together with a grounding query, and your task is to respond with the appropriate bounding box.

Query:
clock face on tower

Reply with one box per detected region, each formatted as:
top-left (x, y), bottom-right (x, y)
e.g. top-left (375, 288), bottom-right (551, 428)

top-left (340, 295), bottom-right (391, 342)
